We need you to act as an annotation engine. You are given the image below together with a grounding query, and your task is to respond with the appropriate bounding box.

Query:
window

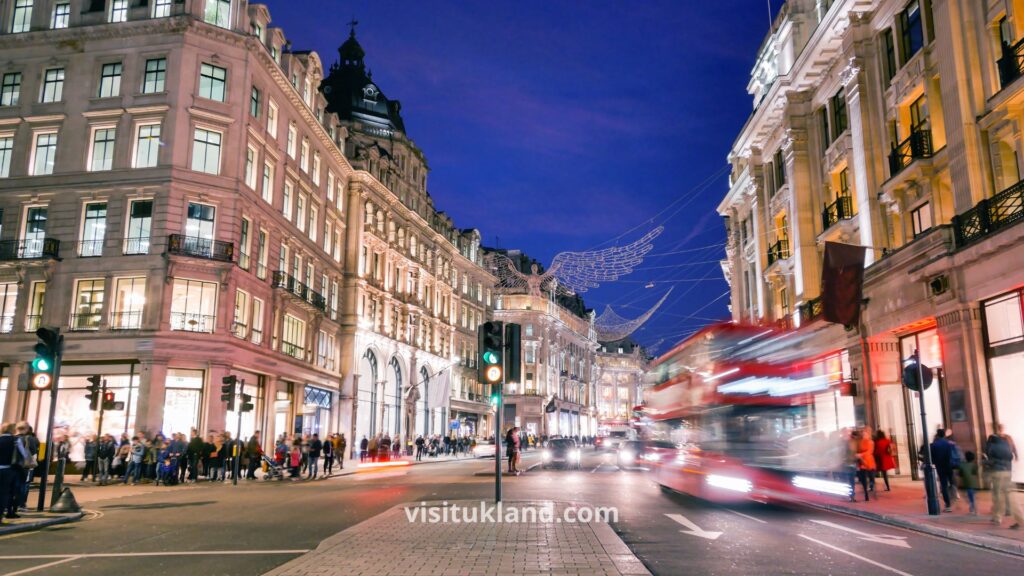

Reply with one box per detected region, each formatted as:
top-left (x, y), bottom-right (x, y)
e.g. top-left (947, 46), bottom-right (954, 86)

top-left (191, 128), bottom-right (221, 174)
top-left (317, 331), bottom-right (335, 369)
top-left (279, 244), bottom-right (289, 274)
top-left (324, 221), bottom-right (333, 253)
top-left (112, 277), bottom-right (146, 329)
top-left (232, 289), bottom-right (249, 338)
top-left (282, 314), bottom-right (306, 359)
top-left (198, 64), bottom-right (227, 102)
top-left (41, 68), bottom-right (64, 103)
top-left (250, 86), bottom-right (261, 118)
top-left (0, 73), bottom-right (20, 106)
top-left (299, 140), bottom-right (309, 173)
top-left (185, 202), bottom-right (215, 241)
top-left (203, 0), bottom-right (231, 29)
top-left (909, 94), bottom-right (929, 133)
top-left (838, 168), bottom-right (851, 198)
top-left (267, 100), bottom-right (278, 138)
top-left (773, 148), bottom-right (786, 189)
top-left (287, 124), bottom-right (297, 158)
top-left (244, 145), bottom-right (257, 189)
top-left (72, 279), bottom-right (105, 330)
top-left (818, 106), bottom-right (831, 151)
top-left (125, 199), bottom-right (152, 255)
top-left (262, 161), bottom-right (274, 203)
top-left (31, 132), bottom-right (57, 175)
top-left (153, 0), bottom-right (171, 18)
top-left (312, 152), bottom-right (321, 185)
top-left (239, 217), bottom-right (251, 270)
top-left (142, 58), bottom-right (166, 93)
top-left (109, 0), bottom-right (127, 23)
top-left (0, 136), bottom-right (12, 177)
top-left (256, 229), bottom-right (268, 279)
top-left (911, 203), bottom-right (932, 237)
top-left (134, 124), bottom-right (160, 168)
top-left (170, 278), bottom-right (217, 333)
top-left (98, 63), bottom-right (122, 98)
top-left (89, 127), bottom-right (116, 171)
top-left (881, 28), bottom-right (897, 83)
top-left (899, 0), bottom-right (924, 64)
top-left (326, 171), bottom-right (335, 202)
top-left (251, 297), bottom-right (264, 344)
top-left (51, 2), bottom-right (69, 29)
top-left (303, 78), bottom-right (313, 107)
top-left (830, 88), bottom-right (848, 136)
top-left (333, 228), bottom-right (342, 262)
top-left (282, 180), bottom-right (293, 220)
top-left (23, 206), bottom-right (48, 256)
top-left (26, 281), bottom-right (45, 332)
top-left (11, 0), bottom-right (32, 33)
top-left (79, 202), bottom-right (107, 257)
top-left (0, 283), bottom-right (16, 333)
top-left (308, 203), bottom-right (318, 241)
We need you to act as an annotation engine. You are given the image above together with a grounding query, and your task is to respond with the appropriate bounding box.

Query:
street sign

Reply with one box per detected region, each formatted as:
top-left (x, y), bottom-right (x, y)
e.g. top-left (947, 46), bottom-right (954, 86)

top-left (902, 360), bottom-right (933, 391)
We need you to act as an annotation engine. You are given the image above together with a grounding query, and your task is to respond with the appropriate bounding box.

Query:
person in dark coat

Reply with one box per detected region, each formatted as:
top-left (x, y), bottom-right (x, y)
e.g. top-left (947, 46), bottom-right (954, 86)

top-left (928, 429), bottom-right (957, 512)
top-left (80, 435), bottom-right (98, 482)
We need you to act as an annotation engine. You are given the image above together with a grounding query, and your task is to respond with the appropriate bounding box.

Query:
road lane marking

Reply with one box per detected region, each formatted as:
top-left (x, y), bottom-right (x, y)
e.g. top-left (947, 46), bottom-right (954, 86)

top-left (798, 535), bottom-right (914, 576)
top-left (0, 550), bottom-right (310, 560)
top-left (723, 508), bottom-right (766, 524)
top-left (1, 555), bottom-right (82, 576)
top-left (809, 518), bottom-right (911, 548)
top-left (665, 513), bottom-right (722, 540)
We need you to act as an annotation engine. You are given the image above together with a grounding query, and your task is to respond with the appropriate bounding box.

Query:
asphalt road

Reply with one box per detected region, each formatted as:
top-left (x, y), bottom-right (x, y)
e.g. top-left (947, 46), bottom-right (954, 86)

top-left (0, 450), bottom-right (1021, 576)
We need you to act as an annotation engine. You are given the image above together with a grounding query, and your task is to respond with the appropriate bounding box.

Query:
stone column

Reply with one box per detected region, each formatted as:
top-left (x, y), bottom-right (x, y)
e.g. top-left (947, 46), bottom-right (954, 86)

top-left (935, 304), bottom-right (991, 455)
top-left (134, 361), bottom-right (167, 438)
top-left (782, 114), bottom-right (820, 300)
top-left (205, 363), bottom-right (232, 435)
top-left (339, 178), bottom-right (366, 446)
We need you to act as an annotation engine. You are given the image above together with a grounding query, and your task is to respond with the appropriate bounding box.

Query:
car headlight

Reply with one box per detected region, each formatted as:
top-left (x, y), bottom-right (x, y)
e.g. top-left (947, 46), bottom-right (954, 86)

top-left (542, 450), bottom-right (552, 461)
top-left (706, 474), bottom-right (753, 493)
top-left (619, 450), bottom-right (635, 462)
top-left (571, 449), bottom-right (581, 460)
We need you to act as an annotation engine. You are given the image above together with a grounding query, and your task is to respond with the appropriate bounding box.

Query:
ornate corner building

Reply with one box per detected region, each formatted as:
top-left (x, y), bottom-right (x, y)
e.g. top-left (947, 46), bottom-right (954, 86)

top-left (720, 0), bottom-right (1024, 483)
top-left (0, 0), bottom-right (495, 455)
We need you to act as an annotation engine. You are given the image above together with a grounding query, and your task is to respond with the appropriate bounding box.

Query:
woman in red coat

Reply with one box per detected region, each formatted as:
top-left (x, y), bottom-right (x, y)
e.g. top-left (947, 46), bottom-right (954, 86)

top-left (874, 430), bottom-right (896, 491)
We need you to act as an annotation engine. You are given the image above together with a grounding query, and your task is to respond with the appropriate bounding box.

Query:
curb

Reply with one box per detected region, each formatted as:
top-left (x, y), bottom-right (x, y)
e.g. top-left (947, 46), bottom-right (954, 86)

top-left (804, 501), bottom-right (1024, 557)
top-left (472, 461), bottom-right (543, 477)
top-left (0, 512), bottom-right (84, 536)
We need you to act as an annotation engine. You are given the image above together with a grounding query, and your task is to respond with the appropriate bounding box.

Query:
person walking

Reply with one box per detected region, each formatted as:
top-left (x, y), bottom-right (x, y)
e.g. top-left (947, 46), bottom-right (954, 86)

top-left (323, 436), bottom-right (334, 476)
top-left (959, 450), bottom-right (980, 516)
top-left (854, 427), bottom-right (875, 501)
top-left (307, 434), bottom-right (322, 479)
top-left (367, 435), bottom-right (377, 462)
top-left (928, 429), bottom-right (957, 512)
top-left (337, 434), bottom-right (347, 470)
top-left (0, 422), bottom-right (31, 523)
top-left (873, 430), bottom-right (896, 492)
top-left (80, 435), bottom-right (98, 482)
top-left (985, 430), bottom-right (1023, 528)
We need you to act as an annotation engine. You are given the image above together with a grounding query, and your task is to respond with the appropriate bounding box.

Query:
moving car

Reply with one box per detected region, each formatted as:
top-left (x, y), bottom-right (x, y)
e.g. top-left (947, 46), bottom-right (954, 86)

top-left (472, 440), bottom-right (497, 458)
top-left (595, 430), bottom-right (630, 451)
top-left (617, 440), bottom-right (677, 470)
top-left (541, 438), bottom-right (582, 469)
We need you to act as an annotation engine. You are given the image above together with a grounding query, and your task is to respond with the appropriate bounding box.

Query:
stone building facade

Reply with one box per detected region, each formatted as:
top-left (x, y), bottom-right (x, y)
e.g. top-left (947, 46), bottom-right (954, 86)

top-left (719, 0), bottom-right (1024, 482)
top-left (594, 338), bottom-right (647, 430)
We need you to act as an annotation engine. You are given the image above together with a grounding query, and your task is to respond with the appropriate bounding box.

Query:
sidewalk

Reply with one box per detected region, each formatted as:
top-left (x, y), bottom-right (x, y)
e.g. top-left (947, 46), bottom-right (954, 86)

top-left (0, 510), bottom-right (83, 536)
top-left (263, 500), bottom-right (650, 576)
top-left (798, 476), bottom-right (1024, 556)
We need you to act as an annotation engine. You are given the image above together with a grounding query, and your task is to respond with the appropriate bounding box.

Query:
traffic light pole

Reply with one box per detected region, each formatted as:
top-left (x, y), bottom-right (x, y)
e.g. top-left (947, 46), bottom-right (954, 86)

top-left (95, 379), bottom-right (108, 445)
top-left (915, 350), bottom-right (940, 516)
top-left (36, 350), bottom-right (62, 512)
top-left (233, 379), bottom-right (244, 486)
top-left (495, 377), bottom-right (502, 503)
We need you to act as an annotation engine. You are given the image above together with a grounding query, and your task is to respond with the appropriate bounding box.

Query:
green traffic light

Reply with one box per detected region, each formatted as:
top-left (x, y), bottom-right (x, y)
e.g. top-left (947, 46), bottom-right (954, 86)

top-left (482, 351), bottom-right (500, 365)
top-left (32, 357), bottom-right (51, 372)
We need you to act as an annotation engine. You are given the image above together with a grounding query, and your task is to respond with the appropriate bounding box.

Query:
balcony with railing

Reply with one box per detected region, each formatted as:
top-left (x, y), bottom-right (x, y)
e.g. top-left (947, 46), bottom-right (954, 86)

top-left (821, 196), bottom-right (855, 231)
top-left (169, 312), bottom-right (215, 333)
top-left (251, 328), bottom-right (264, 345)
top-left (0, 239), bottom-right (60, 261)
top-left (232, 322), bottom-right (248, 339)
top-left (766, 238), bottom-right (790, 266)
top-left (70, 313), bottom-right (103, 331)
top-left (123, 237), bottom-right (151, 255)
top-left (998, 38), bottom-right (1024, 90)
top-left (167, 234), bottom-right (234, 262)
top-left (798, 297), bottom-right (823, 324)
top-left (238, 250), bottom-right (251, 271)
top-left (952, 178), bottom-right (1024, 247)
top-left (0, 315), bottom-right (14, 334)
top-left (272, 271), bottom-right (327, 312)
top-left (77, 239), bottom-right (104, 257)
top-left (110, 311), bottom-right (142, 330)
top-left (889, 130), bottom-right (933, 177)
top-left (281, 341), bottom-right (305, 360)
top-left (24, 315), bottom-right (42, 332)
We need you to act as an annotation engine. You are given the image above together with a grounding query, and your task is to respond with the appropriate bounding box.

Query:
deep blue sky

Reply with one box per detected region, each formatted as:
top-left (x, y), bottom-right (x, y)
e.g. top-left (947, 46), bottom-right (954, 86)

top-left (265, 0), bottom-right (777, 355)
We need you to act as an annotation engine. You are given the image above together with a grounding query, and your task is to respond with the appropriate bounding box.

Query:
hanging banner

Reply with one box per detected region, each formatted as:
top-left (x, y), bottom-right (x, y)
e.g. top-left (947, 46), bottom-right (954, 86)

top-left (427, 371), bottom-right (451, 409)
top-left (821, 241), bottom-right (867, 326)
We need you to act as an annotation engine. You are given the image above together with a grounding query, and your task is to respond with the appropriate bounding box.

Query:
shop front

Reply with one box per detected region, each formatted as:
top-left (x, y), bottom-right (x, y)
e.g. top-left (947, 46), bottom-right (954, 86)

top-left (982, 289), bottom-right (1024, 484)
top-left (297, 384), bottom-right (333, 437)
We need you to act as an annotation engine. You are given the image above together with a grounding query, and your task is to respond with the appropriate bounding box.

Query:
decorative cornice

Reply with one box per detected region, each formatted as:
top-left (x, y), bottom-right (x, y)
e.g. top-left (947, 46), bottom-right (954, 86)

top-left (125, 105), bottom-right (171, 116)
top-left (187, 106), bottom-right (235, 126)
top-left (25, 114), bottom-right (66, 124)
top-left (82, 109), bottom-right (125, 119)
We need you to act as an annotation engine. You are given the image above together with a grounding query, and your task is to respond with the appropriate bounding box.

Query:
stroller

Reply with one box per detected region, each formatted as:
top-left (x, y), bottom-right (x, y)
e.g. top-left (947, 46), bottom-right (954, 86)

top-left (262, 453), bottom-right (284, 481)
top-left (156, 449), bottom-right (179, 486)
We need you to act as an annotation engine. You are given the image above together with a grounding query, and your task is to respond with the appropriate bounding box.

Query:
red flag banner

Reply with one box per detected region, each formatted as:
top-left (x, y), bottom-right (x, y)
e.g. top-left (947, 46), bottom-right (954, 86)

top-left (821, 241), bottom-right (867, 326)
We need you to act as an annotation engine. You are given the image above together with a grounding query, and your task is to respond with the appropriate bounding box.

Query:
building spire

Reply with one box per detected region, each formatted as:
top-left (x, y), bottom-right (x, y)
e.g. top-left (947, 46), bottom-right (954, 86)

top-left (347, 17), bottom-right (359, 38)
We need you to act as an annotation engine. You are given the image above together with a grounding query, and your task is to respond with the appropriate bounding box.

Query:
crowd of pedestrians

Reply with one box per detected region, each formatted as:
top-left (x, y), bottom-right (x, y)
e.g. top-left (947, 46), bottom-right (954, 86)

top-left (0, 421), bottom-right (40, 525)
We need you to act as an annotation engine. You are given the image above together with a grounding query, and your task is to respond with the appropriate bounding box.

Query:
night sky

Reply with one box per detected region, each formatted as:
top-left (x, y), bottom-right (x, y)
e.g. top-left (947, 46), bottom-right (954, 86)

top-left (264, 0), bottom-right (778, 355)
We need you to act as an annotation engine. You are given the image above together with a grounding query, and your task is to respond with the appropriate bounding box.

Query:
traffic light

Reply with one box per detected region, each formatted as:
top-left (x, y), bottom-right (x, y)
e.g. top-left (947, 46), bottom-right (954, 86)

top-left (504, 323), bottom-right (521, 384)
top-left (478, 321), bottom-right (504, 384)
top-left (240, 393), bottom-right (254, 413)
top-left (221, 375), bottom-right (237, 411)
top-left (86, 375), bottom-right (103, 411)
top-left (102, 390), bottom-right (116, 410)
top-left (31, 327), bottom-right (62, 390)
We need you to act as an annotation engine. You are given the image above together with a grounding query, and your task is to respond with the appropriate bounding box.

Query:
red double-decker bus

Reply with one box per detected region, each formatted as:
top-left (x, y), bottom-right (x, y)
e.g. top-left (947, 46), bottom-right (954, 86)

top-left (640, 323), bottom-right (856, 503)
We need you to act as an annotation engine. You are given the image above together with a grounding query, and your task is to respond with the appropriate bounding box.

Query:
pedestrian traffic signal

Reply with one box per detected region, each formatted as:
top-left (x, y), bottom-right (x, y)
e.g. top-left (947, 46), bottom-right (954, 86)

top-left (221, 375), bottom-right (237, 410)
top-left (31, 327), bottom-right (62, 390)
top-left (478, 321), bottom-right (504, 384)
top-left (86, 375), bottom-right (102, 410)
top-left (240, 393), bottom-right (254, 413)
top-left (102, 391), bottom-right (116, 410)
top-left (504, 323), bottom-right (521, 384)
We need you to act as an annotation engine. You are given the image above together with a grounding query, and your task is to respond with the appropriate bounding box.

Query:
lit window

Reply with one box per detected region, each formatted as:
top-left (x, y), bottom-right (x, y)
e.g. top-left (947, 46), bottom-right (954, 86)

top-left (191, 128), bottom-right (221, 175)
top-left (169, 278), bottom-right (218, 333)
top-left (71, 279), bottom-right (105, 331)
top-left (0, 136), bottom-right (12, 177)
top-left (251, 298), bottom-right (264, 343)
top-left (124, 199), bottom-right (152, 255)
top-left (51, 2), bottom-right (69, 29)
top-left (112, 277), bottom-right (146, 330)
top-left (250, 86), bottom-right (261, 118)
top-left (89, 127), bottom-right (116, 171)
top-left (153, 0), bottom-right (172, 18)
top-left (261, 161), bottom-right (274, 203)
top-left (31, 132), bottom-right (57, 175)
top-left (233, 289), bottom-right (249, 338)
top-left (79, 202), bottom-right (107, 257)
top-left (267, 100), bottom-right (278, 138)
top-left (326, 171), bottom-right (335, 201)
top-left (282, 181), bottom-right (293, 220)
top-left (98, 63), bottom-right (122, 98)
top-left (0, 73), bottom-right (20, 106)
top-left (296, 193), bottom-right (307, 232)
top-left (244, 144), bottom-right (257, 189)
top-left (134, 124), bottom-right (161, 168)
top-left (40, 68), bottom-right (64, 103)
top-left (287, 124), bottom-right (297, 158)
top-left (312, 152), bottom-right (321, 185)
top-left (911, 203), bottom-right (933, 237)
top-left (308, 204), bottom-right (318, 241)
top-left (109, 0), bottom-right (128, 23)
top-left (142, 58), bottom-right (166, 93)
top-left (11, 0), bottom-right (33, 34)
top-left (203, 0), bottom-right (231, 29)
top-left (256, 229), bottom-right (268, 279)
top-left (198, 63), bottom-right (227, 102)
top-left (238, 218), bottom-right (251, 270)
top-left (282, 314), bottom-right (306, 359)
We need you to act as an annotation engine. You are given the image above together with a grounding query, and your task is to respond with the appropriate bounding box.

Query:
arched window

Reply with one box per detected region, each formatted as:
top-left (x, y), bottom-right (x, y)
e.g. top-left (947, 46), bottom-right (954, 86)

top-left (420, 366), bottom-right (431, 436)
top-left (389, 356), bottom-right (403, 438)
top-left (363, 349), bottom-right (378, 435)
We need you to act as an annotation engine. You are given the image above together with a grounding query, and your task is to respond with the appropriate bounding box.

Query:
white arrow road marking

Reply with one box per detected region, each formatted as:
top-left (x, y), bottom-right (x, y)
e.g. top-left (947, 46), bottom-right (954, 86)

top-left (799, 535), bottom-right (915, 576)
top-left (665, 513), bottom-right (723, 540)
top-left (809, 519), bottom-right (911, 548)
